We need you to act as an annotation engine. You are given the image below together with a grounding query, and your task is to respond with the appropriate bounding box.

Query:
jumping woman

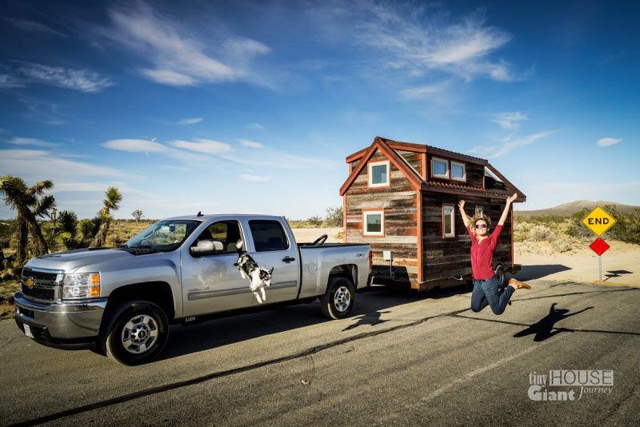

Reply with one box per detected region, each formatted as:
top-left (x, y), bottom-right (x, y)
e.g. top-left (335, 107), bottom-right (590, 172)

top-left (458, 193), bottom-right (530, 315)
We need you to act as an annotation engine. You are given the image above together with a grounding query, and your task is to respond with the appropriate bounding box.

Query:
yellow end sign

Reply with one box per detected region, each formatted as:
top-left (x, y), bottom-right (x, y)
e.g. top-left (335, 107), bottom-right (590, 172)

top-left (582, 206), bottom-right (616, 236)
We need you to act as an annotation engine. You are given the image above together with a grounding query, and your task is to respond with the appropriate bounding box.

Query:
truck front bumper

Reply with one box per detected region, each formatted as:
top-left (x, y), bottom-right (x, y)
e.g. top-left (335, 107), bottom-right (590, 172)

top-left (14, 292), bottom-right (108, 349)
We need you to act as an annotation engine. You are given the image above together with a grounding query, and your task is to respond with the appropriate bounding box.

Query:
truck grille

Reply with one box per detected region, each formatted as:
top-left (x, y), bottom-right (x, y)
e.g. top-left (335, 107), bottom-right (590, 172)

top-left (21, 267), bottom-right (63, 302)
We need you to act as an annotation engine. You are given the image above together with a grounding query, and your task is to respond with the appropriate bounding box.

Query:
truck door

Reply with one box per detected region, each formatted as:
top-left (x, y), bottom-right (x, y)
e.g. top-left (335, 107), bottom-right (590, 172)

top-left (181, 220), bottom-right (253, 317)
top-left (246, 219), bottom-right (300, 304)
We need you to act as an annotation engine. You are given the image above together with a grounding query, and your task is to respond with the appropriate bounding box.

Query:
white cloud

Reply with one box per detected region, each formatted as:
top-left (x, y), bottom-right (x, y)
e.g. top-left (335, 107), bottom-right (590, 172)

top-left (0, 74), bottom-right (24, 88)
top-left (239, 174), bottom-right (271, 182)
top-left (0, 149), bottom-right (128, 180)
top-left (597, 137), bottom-right (622, 147)
top-left (492, 112), bottom-right (528, 130)
top-left (237, 139), bottom-right (264, 149)
top-left (400, 81), bottom-right (450, 99)
top-left (16, 62), bottom-right (114, 93)
top-left (103, 139), bottom-right (168, 153)
top-left (140, 69), bottom-right (196, 86)
top-left (8, 137), bottom-right (59, 148)
top-left (3, 18), bottom-right (67, 37)
top-left (170, 138), bottom-right (233, 154)
top-left (179, 117), bottom-right (203, 125)
top-left (107, 2), bottom-right (270, 87)
top-left (247, 123), bottom-right (266, 131)
top-left (469, 131), bottom-right (556, 158)
top-left (330, 3), bottom-right (515, 82)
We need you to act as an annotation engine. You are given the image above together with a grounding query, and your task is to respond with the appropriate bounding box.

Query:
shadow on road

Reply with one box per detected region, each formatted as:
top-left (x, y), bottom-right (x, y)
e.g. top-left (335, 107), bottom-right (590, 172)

top-left (161, 287), bottom-right (432, 361)
top-left (513, 303), bottom-right (594, 341)
top-left (517, 264), bottom-right (571, 281)
top-left (604, 269), bottom-right (633, 280)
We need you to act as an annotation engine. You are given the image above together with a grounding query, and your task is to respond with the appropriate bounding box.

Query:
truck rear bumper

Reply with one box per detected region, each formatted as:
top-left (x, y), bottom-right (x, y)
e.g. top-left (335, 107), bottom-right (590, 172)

top-left (14, 292), bottom-right (107, 349)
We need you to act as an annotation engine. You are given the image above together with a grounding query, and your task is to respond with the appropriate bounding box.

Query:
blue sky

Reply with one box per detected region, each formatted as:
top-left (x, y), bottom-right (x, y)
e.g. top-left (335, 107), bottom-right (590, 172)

top-left (1, 0), bottom-right (638, 220)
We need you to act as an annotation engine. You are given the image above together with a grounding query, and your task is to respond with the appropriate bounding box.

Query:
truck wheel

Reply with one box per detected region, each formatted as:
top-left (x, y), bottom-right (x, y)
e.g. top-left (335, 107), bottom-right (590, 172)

top-left (104, 301), bottom-right (169, 366)
top-left (494, 264), bottom-right (506, 288)
top-left (321, 277), bottom-right (355, 320)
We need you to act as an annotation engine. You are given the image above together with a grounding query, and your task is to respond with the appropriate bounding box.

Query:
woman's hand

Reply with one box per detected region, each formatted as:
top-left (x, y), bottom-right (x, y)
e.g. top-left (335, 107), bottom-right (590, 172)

top-left (458, 200), bottom-right (466, 210)
top-left (507, 193), bottom-right (518, 204)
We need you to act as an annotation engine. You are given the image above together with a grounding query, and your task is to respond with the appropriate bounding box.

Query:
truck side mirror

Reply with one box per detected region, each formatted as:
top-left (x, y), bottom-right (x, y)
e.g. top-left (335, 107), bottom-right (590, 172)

top-left (190, 239), bottom-right (224, 257)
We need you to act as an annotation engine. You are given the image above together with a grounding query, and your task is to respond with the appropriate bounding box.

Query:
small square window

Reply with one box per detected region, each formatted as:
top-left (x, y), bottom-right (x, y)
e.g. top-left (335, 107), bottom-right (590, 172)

top-left (443, 205), bottom-right (455, 238)
top-left (363, 211), bottom-right (384, 236)
top-left (451, 161), bottom-right (466, 181)
top-left (432, 157), bottom-right (448, 179)
top-left (368, 161), bottom-right (389, 187)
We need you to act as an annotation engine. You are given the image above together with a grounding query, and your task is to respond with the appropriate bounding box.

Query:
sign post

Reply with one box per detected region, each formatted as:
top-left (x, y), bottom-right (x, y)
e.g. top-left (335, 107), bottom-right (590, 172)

top-left (582, 207), bottom-right (616, 281)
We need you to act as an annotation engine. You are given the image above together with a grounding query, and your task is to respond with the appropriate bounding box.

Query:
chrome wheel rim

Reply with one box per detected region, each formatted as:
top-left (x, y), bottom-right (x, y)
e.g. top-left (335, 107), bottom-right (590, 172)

top-left (121, 314), bottom-right (159, 354)
top-left (333, 285), bottom-right (351, 313)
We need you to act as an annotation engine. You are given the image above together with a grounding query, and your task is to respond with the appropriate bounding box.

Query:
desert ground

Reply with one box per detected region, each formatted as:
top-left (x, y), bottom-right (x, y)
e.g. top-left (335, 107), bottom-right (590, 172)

top-left (292, 228), bottom-right (640, 287)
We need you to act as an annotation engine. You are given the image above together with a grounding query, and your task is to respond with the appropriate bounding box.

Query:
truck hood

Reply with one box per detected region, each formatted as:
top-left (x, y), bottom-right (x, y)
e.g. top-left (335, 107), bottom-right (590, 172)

top-left (26, 248), bottom-right (135, 273)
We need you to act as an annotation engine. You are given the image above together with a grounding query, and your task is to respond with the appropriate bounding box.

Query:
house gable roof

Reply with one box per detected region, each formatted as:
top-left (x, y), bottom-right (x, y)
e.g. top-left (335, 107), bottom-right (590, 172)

top-left (339, 137), bottom-right (423, 196)
top-left (341, 136), bottom-right (526, 201)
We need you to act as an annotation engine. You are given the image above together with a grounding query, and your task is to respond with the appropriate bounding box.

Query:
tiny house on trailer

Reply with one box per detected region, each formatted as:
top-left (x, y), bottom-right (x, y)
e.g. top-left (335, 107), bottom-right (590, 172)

top-left (340, 137), bottom-right (526, 291)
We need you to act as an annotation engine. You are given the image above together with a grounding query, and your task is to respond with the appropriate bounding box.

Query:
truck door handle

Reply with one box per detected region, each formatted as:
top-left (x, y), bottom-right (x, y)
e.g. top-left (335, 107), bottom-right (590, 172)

top-left (282, 256), bottom-right (296, 263)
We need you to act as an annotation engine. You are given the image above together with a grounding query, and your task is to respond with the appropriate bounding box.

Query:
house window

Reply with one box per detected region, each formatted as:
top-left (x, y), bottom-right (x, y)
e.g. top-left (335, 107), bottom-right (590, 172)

top-left (368, 161), bottom-right (389, 187)
top-left (475, 206), bottom-right (484, 217)
top-left (443, 205), bottom-right (455, 238)
top-left (451, 161), bottom-right (466, 181)
top-left (363, 210), bottom-right (384, 236)
top-left (432, 157), bottom-right (448, 179)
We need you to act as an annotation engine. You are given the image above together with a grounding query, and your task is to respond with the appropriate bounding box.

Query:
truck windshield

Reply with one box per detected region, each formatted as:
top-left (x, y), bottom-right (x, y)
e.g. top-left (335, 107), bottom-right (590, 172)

top-left (124, 220), bottom-right (201, 252)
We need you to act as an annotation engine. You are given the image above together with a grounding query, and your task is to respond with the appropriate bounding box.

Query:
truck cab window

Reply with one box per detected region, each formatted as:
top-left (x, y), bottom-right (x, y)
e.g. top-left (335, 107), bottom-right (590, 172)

top-left (249, 220), bottom-right (289, 252)
top-left (195, 221), bottom-right (242, 254)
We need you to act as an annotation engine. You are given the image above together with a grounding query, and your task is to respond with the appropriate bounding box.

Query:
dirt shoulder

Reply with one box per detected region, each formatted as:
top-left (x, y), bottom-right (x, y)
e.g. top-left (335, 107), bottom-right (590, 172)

top-left (515, 240), bottom-right (640, 286)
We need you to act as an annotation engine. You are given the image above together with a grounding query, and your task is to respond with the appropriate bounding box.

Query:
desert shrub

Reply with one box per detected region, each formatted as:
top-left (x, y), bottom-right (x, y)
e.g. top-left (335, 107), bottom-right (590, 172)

top-left (528, 225), bottom-right (555, 242)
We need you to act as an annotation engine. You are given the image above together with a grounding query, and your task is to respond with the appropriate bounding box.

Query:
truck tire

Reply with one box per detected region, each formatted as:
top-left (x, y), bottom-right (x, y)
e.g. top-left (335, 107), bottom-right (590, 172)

top-left (104, 300), bottom-right (169, 366)
top-left (321, 277), bottom-right (355, 320)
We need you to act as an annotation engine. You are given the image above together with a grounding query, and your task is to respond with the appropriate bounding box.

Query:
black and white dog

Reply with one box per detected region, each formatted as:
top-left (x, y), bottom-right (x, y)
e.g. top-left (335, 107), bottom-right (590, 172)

top-left (234, 241), bottom-right (274, 304)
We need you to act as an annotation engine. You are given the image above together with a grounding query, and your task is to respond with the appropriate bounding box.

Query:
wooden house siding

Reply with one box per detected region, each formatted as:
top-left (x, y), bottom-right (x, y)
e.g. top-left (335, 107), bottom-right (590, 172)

top-left (341, 137), bottom-right (525, 290)
top-left (344, 149), bottom-right (420, 283)
top-left (421, 194), bottom-right (513, 283)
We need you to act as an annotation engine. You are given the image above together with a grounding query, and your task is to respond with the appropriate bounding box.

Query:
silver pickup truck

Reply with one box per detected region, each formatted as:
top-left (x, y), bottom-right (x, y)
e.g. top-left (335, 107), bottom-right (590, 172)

top-left (14, 214), bottom-right (371, 365)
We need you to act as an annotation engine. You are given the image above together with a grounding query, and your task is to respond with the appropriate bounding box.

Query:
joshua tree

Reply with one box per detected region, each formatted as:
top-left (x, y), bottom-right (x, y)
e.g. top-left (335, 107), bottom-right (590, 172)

top-left (0, 175), bottom-right (55, 263)
top-left (131, 209), bottom-right (144, 222)
top-left (90, 187), bottom-right (122, 248)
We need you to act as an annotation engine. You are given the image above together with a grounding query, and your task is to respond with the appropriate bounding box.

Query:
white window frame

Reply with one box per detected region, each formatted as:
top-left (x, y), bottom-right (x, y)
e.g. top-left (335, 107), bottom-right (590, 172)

top-left (368, 161), bottom-right (390, 188)
top-left (450, 161), bottom-right (466, 182)
top-left (442, 205), bottom-right (455, 238)
top-left (431, 157), bottom-right (449, 179)
top-left (363, 210), bottom-right (385, 236)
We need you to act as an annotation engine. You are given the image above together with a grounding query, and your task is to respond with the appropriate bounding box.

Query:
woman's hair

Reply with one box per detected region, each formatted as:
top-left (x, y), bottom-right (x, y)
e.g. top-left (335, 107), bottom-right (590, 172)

top-left (470, 214), bottom-right (492, 230)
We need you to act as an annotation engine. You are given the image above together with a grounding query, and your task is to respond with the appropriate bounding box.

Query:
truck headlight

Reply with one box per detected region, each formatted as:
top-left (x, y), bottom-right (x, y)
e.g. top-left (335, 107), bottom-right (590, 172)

top-left (63, 273), bottom-right (101, 300)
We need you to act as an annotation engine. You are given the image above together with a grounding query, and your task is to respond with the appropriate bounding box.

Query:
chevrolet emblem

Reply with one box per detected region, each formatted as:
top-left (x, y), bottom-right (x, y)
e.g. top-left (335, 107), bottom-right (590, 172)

top-left (25, 277), bottom-right (34, 288)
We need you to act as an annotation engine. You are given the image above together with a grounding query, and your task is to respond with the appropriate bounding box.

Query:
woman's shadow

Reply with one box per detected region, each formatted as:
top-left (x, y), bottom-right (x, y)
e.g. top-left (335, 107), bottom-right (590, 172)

top-left (514, 303), bottom-right (594, 341)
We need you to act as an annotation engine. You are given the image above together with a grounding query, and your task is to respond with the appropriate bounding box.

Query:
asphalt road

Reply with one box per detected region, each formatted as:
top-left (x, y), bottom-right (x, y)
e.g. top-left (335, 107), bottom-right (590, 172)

top-left (0, 280), bottom-right (638, 426)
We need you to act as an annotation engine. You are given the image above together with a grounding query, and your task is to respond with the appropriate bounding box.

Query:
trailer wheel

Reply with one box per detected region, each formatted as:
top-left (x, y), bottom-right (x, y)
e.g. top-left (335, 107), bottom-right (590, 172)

top-left (103, 300), bottom-right (169, 366)
top-left (321, 277), bottom-right (355, 320)
top-left (494, 264), bottom-right (506, 288)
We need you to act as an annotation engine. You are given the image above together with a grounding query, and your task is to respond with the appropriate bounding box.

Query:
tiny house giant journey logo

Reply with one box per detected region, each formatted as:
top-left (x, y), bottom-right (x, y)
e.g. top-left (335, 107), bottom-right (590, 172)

top-left (528, 370), bottom-right (614, 401)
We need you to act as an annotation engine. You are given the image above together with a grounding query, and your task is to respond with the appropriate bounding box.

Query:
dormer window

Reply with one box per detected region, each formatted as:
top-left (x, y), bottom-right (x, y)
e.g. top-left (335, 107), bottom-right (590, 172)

top-left (368, 161), bottom-right (389, 187)
top-left (451, 161), bottom-right (466, 181)
top-left (431, 157), bottom-right (448, 178)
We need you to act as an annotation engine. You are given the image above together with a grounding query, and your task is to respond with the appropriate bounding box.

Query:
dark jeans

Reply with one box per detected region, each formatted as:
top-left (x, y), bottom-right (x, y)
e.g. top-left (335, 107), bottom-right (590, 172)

top-left (471, 276), bottom-right (515, 315)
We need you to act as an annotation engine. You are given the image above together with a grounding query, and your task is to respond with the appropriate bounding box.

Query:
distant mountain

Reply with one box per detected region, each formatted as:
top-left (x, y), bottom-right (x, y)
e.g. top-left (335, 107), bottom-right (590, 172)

top-left (516, 200), bottom-right (640, 216)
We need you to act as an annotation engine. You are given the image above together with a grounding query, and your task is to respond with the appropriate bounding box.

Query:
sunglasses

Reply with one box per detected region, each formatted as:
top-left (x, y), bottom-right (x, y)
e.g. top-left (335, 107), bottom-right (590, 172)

top-left (475, 224), bottom-right (487, 229)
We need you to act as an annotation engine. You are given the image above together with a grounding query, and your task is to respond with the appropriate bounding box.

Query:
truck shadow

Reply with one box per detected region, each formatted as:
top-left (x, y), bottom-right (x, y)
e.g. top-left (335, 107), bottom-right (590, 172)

top-left (517, 264), bottom-right (571, 281)
top-left (161, 288), bottom-right (430, 361)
